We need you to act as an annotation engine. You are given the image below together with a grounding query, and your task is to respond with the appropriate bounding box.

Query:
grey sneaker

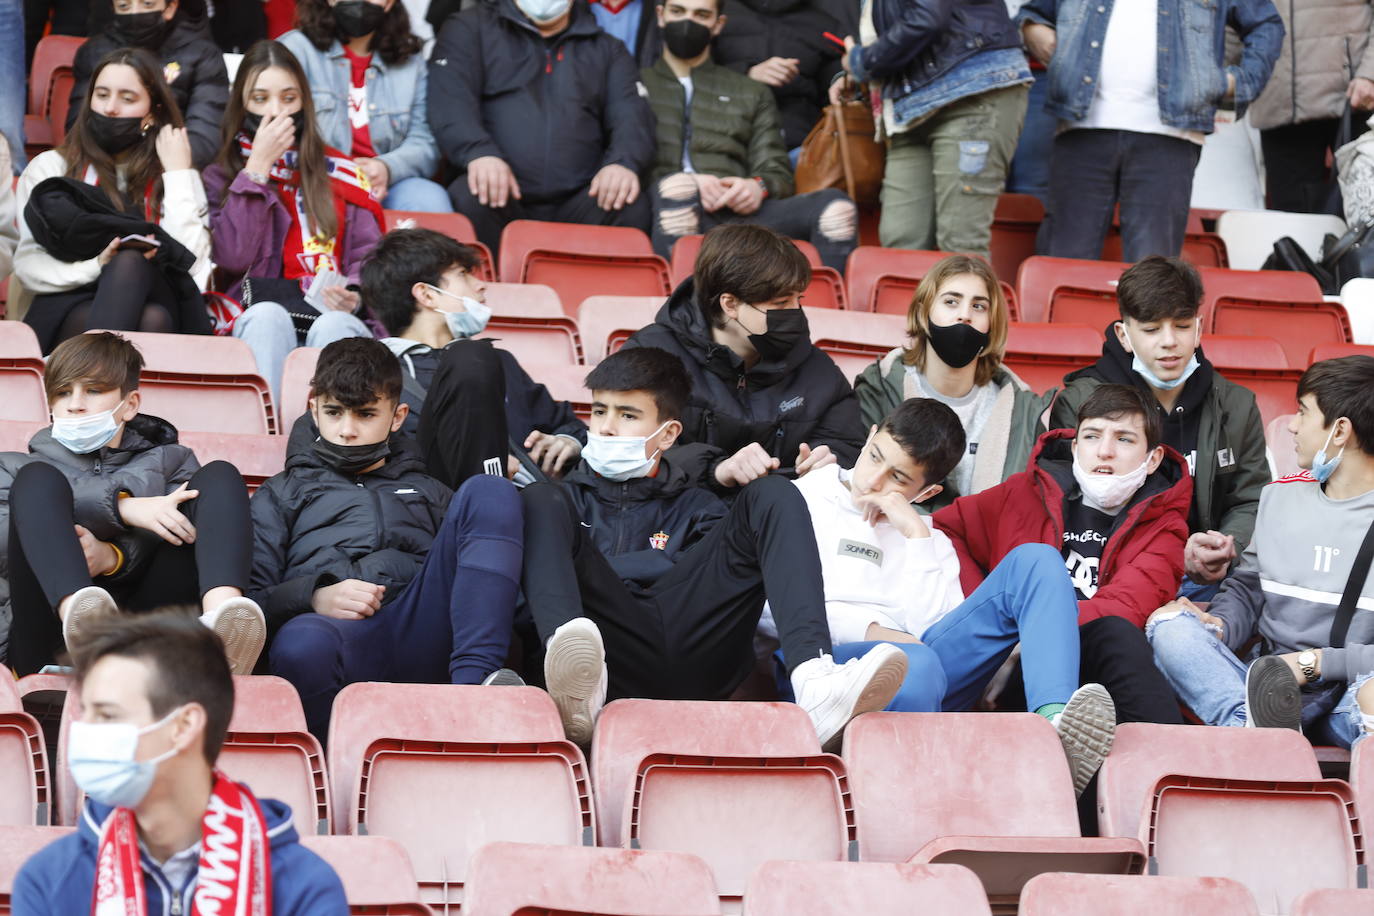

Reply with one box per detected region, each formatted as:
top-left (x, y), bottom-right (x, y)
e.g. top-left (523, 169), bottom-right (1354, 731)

top-left (1245, 656), bottom-right (1302, 731)
top-left (200, 597), bottom-right (267, 675)
top-left (543, 618), bottom-right (608, 745)
top-left (60, 586), bottom-right (119, 651)
top-left (791, 644), bottom-right (908, 752)
top-left (481, 668), bottom-right (526, 687)
top-left (1054, 683), bottom-right (1117, 797)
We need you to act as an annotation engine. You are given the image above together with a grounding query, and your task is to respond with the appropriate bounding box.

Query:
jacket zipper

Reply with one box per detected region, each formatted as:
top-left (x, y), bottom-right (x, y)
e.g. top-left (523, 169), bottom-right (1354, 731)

top-left (614, 481), bottom-right (628, 554)
top-left (363, 479), bottom-right (383, 549)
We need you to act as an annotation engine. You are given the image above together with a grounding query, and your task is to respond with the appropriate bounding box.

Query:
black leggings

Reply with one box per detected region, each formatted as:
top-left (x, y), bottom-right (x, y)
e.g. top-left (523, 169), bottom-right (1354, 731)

top-left (28, 251), bottom-right (185, 352)
top-left (7, 460), bottom-right (252, 675)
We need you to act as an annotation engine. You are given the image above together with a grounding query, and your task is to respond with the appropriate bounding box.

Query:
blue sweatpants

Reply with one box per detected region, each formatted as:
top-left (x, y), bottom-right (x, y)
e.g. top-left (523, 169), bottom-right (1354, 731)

top-left (832, 543), bottom-right (1082, 712)
top-left (269, 475), bottom-right (524, 738)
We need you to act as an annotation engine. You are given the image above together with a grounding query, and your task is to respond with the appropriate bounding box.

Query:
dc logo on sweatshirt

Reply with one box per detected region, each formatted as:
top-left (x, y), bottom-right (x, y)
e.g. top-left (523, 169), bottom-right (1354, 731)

top-left (779, 396), bottom-right (805, 414)
top-left (649, 531), bottom-right (670, 550)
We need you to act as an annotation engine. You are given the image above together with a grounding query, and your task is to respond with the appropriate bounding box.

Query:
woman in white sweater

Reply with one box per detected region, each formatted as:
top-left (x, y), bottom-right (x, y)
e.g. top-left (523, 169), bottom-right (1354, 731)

top-left (14, 47), bottom-right (212, 352)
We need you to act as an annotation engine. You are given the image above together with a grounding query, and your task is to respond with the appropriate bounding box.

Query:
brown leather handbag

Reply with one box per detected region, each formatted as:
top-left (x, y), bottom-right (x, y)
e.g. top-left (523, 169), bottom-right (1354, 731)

top-left (795, 100), bottom-right (885, 206)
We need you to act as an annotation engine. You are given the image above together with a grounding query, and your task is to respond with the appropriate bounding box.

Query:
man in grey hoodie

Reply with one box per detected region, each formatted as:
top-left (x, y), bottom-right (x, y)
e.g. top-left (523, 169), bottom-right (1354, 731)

top-left (1148, 355), bottom-right (1374, 747)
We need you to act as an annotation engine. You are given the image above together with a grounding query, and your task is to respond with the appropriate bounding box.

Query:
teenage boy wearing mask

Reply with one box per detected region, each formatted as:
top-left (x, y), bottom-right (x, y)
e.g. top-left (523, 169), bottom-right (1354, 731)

top-left (1051, 256), bottom-right (1269, 599)
top-left (520, 345), bottom-right (907, 749)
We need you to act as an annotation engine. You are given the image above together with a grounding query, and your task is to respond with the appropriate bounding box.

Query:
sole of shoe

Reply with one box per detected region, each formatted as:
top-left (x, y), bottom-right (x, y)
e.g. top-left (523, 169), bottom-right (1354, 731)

top-left (1245, 656), bottom-right (1302, 731)
top-left (818, 645), bottom-right (908, 753)
top-left (1056, 683), bottom-right (1117, 798)
top-left (481, 667), bottom-right (526, 687)
top-left (61, 586), bottom-right (118, 651)
top-left (543, 620), bottom-right (606, 745)
top-left (205, 599), bottom-right (267, 676)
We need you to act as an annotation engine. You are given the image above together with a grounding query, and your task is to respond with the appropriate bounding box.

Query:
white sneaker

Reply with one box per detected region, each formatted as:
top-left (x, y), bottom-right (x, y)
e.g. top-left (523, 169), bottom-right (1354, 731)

top-left (544, 618), bottom-right (607, 745)
top-left (200, 597), bottom-right (267, 675)
top-left (792, 645), bottom-right (907, 752)
top-left (1053, 683), bottom-right (1117, 797)
top-left (60, 586), bottom-right (119, 651)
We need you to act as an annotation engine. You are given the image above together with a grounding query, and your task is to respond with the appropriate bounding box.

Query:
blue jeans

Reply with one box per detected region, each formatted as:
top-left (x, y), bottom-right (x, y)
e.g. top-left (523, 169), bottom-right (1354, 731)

top-left (1148, 612), bottom-right (1370, 748)
top-left (0, 1), bottom-right (26, 172)
top-left (1005, 68), bottom-right (1053, 201)
top-left (232, 302), bottom-right (370, 405)
top-left (833, 543), bottom-right (1082, 712)
top-left (269, 475), bottom-right (524, 739)
top-left (382, 176), bottom-right (454, 213)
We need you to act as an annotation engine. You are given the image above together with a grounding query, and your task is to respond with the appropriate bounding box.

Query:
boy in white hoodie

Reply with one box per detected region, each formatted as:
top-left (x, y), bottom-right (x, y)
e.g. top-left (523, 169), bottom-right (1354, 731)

top-left (786, 397), bottom-right (1117, 794)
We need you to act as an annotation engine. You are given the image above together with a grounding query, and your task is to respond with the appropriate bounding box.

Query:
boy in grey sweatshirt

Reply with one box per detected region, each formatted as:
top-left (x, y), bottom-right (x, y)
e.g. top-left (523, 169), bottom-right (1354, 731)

top-left (1147, 355), bottom-right (1374, 746)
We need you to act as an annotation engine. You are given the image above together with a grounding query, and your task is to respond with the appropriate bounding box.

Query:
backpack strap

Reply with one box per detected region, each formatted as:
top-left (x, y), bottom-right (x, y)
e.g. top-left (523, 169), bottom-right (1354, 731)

top-left (1330, 515), bottom-right (1374, 648)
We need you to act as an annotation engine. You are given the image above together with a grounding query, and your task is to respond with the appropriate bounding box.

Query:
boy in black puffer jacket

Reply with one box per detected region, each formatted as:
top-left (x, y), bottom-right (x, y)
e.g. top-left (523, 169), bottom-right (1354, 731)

top-left (252, 337), bottom-right (524, 739)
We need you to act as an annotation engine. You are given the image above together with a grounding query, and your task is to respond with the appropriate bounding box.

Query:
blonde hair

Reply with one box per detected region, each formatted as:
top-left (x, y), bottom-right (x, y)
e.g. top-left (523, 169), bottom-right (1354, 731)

top-left (902, 255), bottom-right (1009, 388)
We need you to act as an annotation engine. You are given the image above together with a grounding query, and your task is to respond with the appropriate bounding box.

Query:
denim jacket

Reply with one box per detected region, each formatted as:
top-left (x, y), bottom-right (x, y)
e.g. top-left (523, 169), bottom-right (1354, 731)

top-left (1017, 0), bottom-right (1284, 133)
top-left (278, 30), bottom-right (439, 184)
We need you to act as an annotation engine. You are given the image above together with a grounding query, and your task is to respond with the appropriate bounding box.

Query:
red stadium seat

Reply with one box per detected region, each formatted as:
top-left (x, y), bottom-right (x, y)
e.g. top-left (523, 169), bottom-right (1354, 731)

top-left (0, 420), bottom-right (42, 453)
top-left (805, 309), bottom-right (906, 384)
top-left (743, 861), bottom-right (993, 916)
top-left (1198, 266), bottom-right (1324, 316)
top-left (1003, 323), bottom-right (1101, 396)
top-left (221, 676), bottom-right (330, 835)
top-left (478, 282), bottom-right (584, 362)
top-left (521, 361), bottom-right (592, 420)
top-left (1215, 367), bottom-right (1302, 429)
top-left (989, 193), bottom-right (1044, 286)
top-left (1209, 299), bottom-right (1351, 370)
top-left (1019, 873), bottom-right (1258, 916)
top-left (0, 322), bottom-right (50, 424)
top-left (179, 431), bottom-right (288, 493)
top-left (0, 679), bottom-right (50, 826)
top-left (1309, 342), bottom-right (1374, 363)
top-left (1349, 739), bottom-right (1374, 837)
top-left (464, 842), bottom-right (720, 916)
top-left (670, 234), bottom-right (847, 309)
top-left (54, 691), bottom-right (79, 826)
top-left (383, 210), bottom-right (495, 281)
top-left (15, 674), bottom-right (68, 778)
top-left (576, 296), bottom-right (661, 363)
top-left (278, 346), bottom-right (320, 432)
top-left (844, 712), bottom-right (1144, 910)
top-left (500, 221), bottom-right (671, 316)
top-left (1101, 212), bottom-right (1229, 268)
top-left (1017, 256), bottom-right (1131, 325)
top-left (24, 35), bottom-right (82, 153)
top-left (843, 247), bottom-right (1018, 318)
top-left (1097, 723), bottom-right (1321, 840)
top-left (1201, 334), bottom-right (1289, 370)
top-left (482, 281), bottom-right (563, 317)
top-left (590, 699), bottom-right (846, 904)
top-left (1266, 414), bottom-right (1301, 479)
top-left (0, 825), bottom-right (76, 913)
top-left (300, 835), bottom-right (433, 915)
top-left (1291, 888), bottom-right (1374, 915)
top-left (327, 684), bottom-right (593, 914)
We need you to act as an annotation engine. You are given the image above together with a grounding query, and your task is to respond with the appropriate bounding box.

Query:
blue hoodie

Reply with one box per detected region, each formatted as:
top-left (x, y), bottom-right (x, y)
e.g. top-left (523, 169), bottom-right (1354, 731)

top-left (11, 796), bottom-right (348, 915)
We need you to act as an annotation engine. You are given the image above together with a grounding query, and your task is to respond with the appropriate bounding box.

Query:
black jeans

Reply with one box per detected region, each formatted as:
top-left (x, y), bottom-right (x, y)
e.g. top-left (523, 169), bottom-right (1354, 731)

top-left (448, 180), bottom-right (652, 260)
top-left (520, 474), bottom-right (833, 701)
top-left (414, 339), bottom-right (512, 490)
top-left (8, 460), bottom-right (252, 675)
top-left (1045, 128), bottom-right (1202, 262)
top-left (1260, 117), bottom-right (1369, 214)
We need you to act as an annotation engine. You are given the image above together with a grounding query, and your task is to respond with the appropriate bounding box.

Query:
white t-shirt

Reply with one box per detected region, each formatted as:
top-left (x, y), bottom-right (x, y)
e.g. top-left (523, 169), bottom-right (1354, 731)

top-left (1071, 0), bottom-right (1204, 145)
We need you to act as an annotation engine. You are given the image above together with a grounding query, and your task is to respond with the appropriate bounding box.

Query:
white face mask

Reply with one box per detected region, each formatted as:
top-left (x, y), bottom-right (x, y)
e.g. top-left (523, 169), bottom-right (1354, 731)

top-left (583, 421), bottom-right (670, 481)
top-left (68, 707), bottom-right (182, 809)
top-left (516, 0), bottom-right (570, 22)
top-left (50, 400), bottom-right (127, 454)
top-left (425, 284), bottom-right (492, 339)
top-left (1072, 448), bottom-right (1151, 512)
top-left (1124, 326), bottom-right (1201, 391)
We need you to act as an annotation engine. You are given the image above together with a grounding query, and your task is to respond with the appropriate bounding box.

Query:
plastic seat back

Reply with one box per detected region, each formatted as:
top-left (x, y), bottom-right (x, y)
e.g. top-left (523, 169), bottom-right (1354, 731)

top-left (0, 420), bottom-right (42, 454)
top-left (477, 320), bottom-right (583, 365)
top-left (743, 861), bottom-right (993, 916)
top-left (483, 282), bottom-right (564, 318)
top-left (989, 193), bottom-right (1045, 286)
top-left (576, 296), bottom-right (662, 363)
top-left (844, 712), bottom-right (1080, 863)
top-left (300, 835), bottom-right (433, 915)
top-left (220, 677), bottom-right (329, 835)
top-left (179, 431), bottom-right (288, 492)
top-left (23, 35), bottom-right (82, 150)
top-left (1019, 873), bottom-right (1259, 916)
top-left (383, 210), bottom-right (495, 281)
top-left (1198, 266), bottom-right (1324, 316)
top-left (0, 322), bottom-right (50, 424)
top-left (1201, 334), bottom-right (1289, 370)
top-left (464, 842), bottom-right (721, 916)
top-left (0, 679), bottom-right (50, 827)
top-left (1003, 322), bottom-right (1102, 395)
top-left (500, 221), bottom-right (669, 316)
top-left (1097, 722), bottom-right (1321, 840)
top-left (521, 361), bottom-right (592, 420)
top-left (844, 247), bottom-right (1018, 318)
top-left (1017, 256), bottom-right (1130, 325)
top-left (0, 825), bottom-right (76, 912)
top-left (1308, 342), bottom-right (1374, 363)
top-left (107, 331), bottom-right (275, 434)
top-left (1265, 414), bottom-right (1301, 479)
top-left (805, 310), bottom-right (906, 385)
top-left (1338, 276), bottom-right (1374, 344)
top-left (1210, 299), bottom-right (1351, 370)
top-left (1290, 887), bottom-right (1374, 915)
top-left (1215, 211), bottom-right (1347, 271)
top-left (278, 346), bottom-right (321, 431)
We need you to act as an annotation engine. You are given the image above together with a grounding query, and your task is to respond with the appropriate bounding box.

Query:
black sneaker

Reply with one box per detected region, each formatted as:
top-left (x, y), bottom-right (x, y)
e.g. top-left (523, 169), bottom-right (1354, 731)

top-left (1244, 656), bottom-right (1302, 730)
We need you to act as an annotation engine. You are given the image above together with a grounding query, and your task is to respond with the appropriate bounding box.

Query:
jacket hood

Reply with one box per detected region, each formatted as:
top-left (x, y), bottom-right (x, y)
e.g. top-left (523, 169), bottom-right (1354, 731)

top-left (1030, 427), bottom-right (1189, 514)
top-left (284, 412), bottom-right (429, 478)
top-left (656, 277), bottom-right (816, 387)
top-left (1064, 322), bottom-right (1215, 416)
top-left (564, 452), bottom-right (698, 500)
top-left (494, 0), bottom-right (603, 37)
top-left (78, 794), bottom-right (302, 855)
top-left (27, 413), bottom-right (180, 464)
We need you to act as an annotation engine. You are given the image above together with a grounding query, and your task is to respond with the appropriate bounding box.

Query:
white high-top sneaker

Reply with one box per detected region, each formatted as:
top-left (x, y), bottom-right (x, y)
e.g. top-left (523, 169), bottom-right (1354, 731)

top-left (791, 644), bottom-right (907, 751)
top-left (200, 597), bottom-right (267, 675)
top-left (544, 617), bottom-right (608, 745)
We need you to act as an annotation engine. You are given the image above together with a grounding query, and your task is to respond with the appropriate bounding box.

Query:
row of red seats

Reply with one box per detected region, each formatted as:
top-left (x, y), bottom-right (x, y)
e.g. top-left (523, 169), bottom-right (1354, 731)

top-left (1, 674), bottom-right (1369, 914)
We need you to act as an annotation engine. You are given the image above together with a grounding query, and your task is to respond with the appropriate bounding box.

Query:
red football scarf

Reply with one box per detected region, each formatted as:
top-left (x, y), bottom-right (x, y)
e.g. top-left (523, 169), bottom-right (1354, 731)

top-left (91, 772), bottom-right (273, 916)
top-left (236, 132), bottom-right (383, 280)
top-left (81, 164), bottom-right (158, 222)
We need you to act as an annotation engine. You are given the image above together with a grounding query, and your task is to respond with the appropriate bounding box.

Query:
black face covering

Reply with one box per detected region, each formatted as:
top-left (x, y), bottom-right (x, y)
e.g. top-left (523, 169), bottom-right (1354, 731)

top-left (741, 305), bottom-right (809, 363)
top-left (113, 10), bottom-right (170, 48)
top-left (333, 0), bottom-right (387, 39)
top-left (242, 111), bottom-right (308, 141)
top-left (927, 321), bottom-right (990, 370)
top-left (661, 19), bottom-right (713, 59)
top-left (86, 112), bottom-right (147, 154)
top-left (312, 435), bottom-right (392, 475)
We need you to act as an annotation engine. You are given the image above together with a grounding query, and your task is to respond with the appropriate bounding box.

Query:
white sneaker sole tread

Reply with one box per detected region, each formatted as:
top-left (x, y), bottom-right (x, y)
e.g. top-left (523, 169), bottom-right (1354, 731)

top-left (1056, 683), bottom-right (1117, 797)
top-left (207, 600), bottom-right (266, 676)
top-left (544, 621), bottom-right (606, 745)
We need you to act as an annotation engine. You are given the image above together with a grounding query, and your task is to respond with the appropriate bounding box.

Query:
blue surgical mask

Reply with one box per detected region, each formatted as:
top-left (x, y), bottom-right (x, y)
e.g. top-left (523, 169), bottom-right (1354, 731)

top-left (50, 401), bottom-right (126, 454)
top-left (1124, 327), bottom-right (1201, 391)
top-left (583, 421), bottom-right (670, 481)
top-left (516, 0), bottom-right (570, 22)
top-left (426, 284), bottom-right (492, 339)
top-left (1311, 424), bottom-right (1345, 483)
top-left (68, 707), bottom-right (182, 809)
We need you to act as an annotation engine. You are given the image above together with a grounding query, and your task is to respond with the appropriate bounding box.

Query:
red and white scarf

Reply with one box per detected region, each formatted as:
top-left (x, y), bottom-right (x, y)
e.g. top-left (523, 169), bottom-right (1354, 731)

top-left (82, 163), bottom-right (158, 223)
top-left (92, 772), bottom-right (273, 916)
top-left (235, 132), bottom-right (383, 281)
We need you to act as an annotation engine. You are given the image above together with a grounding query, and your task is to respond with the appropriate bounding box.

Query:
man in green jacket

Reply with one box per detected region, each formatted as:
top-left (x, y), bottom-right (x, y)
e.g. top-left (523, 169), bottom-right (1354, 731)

top-left (640, 0), bottom-right (858, 271)
top-left (1050, 256), bottom-right (1270, 599)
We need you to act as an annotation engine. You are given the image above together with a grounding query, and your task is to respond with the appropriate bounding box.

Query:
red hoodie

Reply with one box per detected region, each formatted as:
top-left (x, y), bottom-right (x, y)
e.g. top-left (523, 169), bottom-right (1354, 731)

top-left (932, 429), bottom-right (1193, 628)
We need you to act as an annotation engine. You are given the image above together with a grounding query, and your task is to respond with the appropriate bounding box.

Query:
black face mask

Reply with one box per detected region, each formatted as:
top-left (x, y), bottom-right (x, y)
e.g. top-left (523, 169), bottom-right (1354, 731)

top-left (333, 0), bottom-right (387, 39)
top-left (927, 321), bottom-right (990, 370)
top-left (113, 10), bottom-right (171, 48)
top-left (661, 19), bottom-right (713, 59)
top-left (312, 434), bottom-right (392, 475)
top-left (242, 111), bottom-right (308, 141)
top-left (86, 111), bottom-right (147, 154)
top-left (740, 304), bottom-right (809, 363)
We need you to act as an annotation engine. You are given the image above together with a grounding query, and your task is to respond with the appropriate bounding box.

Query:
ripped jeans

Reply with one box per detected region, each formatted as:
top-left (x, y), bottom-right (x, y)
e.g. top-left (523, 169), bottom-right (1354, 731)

top-left (878, 83), bottom-right (1028, 257)
top-left (1148, 611), bottom-right (1372, 749)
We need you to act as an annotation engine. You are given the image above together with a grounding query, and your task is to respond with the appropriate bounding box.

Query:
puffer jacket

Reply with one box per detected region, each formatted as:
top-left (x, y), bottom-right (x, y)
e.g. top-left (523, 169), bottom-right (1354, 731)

top-left (641, 58), bottom-right (795, 197)
top-left (622, 277), bottom-right (867, 488)
top-left (0, 415), bottom-right (200, 664)
top-left (248, 414), bottom-right (453, 632)
top-left (563, 454), bottom-right (726, 591)
top-left (1248, 0), bottom-right (1374, 129)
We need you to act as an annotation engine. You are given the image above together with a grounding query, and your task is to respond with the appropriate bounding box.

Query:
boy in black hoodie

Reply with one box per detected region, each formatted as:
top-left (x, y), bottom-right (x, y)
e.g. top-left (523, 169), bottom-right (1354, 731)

top-left (521, 346), bottom-right (906, 749)
top-left (1050, 256), bottom-right (1269, 598)
top-left (251, 338), bottom-right (524, 739)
